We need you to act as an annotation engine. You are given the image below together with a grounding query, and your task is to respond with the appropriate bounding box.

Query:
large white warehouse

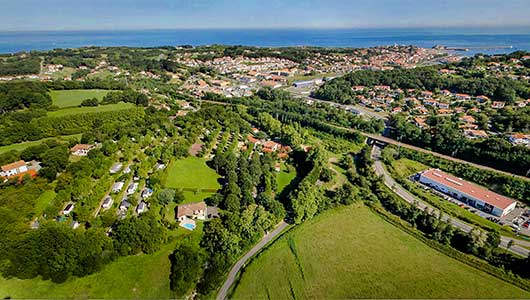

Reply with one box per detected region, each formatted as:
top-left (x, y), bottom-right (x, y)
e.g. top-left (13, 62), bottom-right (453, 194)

top-left (419, 169), bottom-right (517, 217)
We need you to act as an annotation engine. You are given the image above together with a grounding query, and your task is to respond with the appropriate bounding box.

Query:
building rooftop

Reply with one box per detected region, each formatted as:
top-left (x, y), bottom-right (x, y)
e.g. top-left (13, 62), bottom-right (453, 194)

top-left (421, 169), bottom-right (516, 210)
top-left (177, 201), bottom-right (206, 219)
top-left (1, 160), bottom-right (26, 172)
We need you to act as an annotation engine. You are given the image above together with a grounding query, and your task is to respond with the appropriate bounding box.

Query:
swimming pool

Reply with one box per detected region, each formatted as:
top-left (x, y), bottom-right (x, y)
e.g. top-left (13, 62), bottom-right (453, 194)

top-left (182, 223), bottom-right (196, 230)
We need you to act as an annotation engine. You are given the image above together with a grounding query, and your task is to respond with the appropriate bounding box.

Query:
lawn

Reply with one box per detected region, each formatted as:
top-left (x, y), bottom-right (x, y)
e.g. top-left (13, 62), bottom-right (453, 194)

top-left (48, 102), bottom-right (135, 117)
top-left (276, 163), bottom-right (297, 192)
top-left (392, 157), bottom-right (428, 176)
top-left (0, 226), bottom-right (202, 299)
top-left (50, 89), bottom-right (114, 108)
top-left (232, 204), bottom-right (530, 299)
top-left (163, 156), bottom-right (221, 203)
top-left (0, 134), bottom-right (82, 154)
top-left (34, 190), bottom-right (56, 216)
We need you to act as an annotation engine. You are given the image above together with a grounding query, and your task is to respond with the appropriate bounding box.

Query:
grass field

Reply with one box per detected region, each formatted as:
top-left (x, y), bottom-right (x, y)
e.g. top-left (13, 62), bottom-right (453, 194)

top-left (0, 134), bottom-right (82, 154)
top-left (50, 89), bottom-right (114, 108)
top-left (276, 163), bottom-right (297, 192)
top-left (0, 226), bottom-right (202, 299)
top-left (232, 204), bottom-right (530, 299)
top-left (48, 102), bottom-right (135, 117)
top-left (163, 156), bottom-right (221, 203)
top-left (34, 190), bottom-right (56, 216)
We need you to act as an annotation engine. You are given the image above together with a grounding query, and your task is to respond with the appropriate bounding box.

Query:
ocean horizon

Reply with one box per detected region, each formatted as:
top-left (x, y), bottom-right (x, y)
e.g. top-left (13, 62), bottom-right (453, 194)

top-left (1, 27), bottom-right (530, 55)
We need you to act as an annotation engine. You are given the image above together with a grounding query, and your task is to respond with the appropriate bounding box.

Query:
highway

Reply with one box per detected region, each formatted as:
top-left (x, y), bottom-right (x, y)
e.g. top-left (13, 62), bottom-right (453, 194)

top-left (371, 144), bottom-right (530, 257)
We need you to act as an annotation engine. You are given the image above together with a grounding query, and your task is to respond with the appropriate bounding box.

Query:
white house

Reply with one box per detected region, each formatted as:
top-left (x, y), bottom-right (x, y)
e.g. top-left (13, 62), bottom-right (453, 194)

top-left (102, 196), bottom-right (113, 209)
top-left (1, 160), bottom-right (29, 179)
top-left (70, 144), bottom-right (94, 156)
top-left (112, 181), bottom-right (125, 193)
top-left (63, 203), bottom-right (75, 215)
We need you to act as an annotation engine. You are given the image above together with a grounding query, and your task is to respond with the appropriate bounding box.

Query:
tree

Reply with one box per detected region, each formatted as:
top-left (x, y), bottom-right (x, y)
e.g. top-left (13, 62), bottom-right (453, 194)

top-left (158, 189), bottom-right (176, 206)
top-left (169, 243), bottom-right (203, 295)
top-left (80, 98), bottom-right (99, 107)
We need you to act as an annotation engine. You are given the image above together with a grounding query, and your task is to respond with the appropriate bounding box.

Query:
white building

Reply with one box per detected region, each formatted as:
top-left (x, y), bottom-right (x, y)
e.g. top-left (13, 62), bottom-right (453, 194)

top-left (102, 196), bottom-right (113, 209)
top-left (1, 160), bottom-right (29, 178)
top-left (112, 181), bottom-right (125, 193)
top-left (419, 169), bottom-right (516, 217)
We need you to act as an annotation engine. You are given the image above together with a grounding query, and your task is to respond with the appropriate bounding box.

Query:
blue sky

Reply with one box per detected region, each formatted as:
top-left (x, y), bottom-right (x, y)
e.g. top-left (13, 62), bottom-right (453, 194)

top-left (3, 0), bottom-right (530, 31)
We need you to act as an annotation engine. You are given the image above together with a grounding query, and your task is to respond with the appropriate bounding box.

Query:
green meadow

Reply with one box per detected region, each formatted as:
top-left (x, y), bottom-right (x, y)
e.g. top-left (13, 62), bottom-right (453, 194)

top-left (232, 204), bottom-right (530, 299)
top-left (50, 89), bottom-right (114, 108)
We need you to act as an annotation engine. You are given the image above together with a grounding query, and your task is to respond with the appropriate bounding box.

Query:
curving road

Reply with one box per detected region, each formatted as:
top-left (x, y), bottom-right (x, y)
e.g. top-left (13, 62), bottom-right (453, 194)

top-left (371, 145), bottom-right (530, 257)
top-left (216, 221), bottom-right (290, 300)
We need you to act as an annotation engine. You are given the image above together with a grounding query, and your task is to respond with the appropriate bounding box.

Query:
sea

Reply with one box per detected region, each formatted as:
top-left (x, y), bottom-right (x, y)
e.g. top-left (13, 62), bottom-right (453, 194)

top-left (0, 28), bottom-right (530, 56)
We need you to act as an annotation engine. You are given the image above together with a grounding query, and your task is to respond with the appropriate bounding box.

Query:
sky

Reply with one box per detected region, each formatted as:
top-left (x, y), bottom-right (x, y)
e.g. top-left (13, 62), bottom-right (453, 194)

top-left (2, 0), bottom-right (530, 31)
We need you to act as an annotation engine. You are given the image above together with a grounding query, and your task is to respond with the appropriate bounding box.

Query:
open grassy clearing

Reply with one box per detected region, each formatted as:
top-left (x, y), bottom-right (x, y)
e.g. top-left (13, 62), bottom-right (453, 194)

top-left (232, 204), bottom-right (529, 299)
top-left (0, 133), bottom-right (82, 154)
top-left (276, 163), bottom-right (296, 192)
top-left (47, 102), bottom-right (135, 117)
top-left (390, 158), bottom-right (520, 239)
top-left (50, 89), bottom-right (114, 108)
top-left (0, 225), bottom-right (202, 299)
top-left (163, 156), bottom-right (221, 203)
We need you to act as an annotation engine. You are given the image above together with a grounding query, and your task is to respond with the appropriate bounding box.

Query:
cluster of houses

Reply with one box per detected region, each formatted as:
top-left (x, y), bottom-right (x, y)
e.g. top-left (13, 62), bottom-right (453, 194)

top-left (245, 128), bottom-right (291, 160)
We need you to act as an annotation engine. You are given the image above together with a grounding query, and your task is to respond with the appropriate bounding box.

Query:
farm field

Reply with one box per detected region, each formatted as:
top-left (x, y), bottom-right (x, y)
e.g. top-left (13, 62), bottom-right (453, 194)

top-left (50, 89), bottom-right (114, 108)
top-left (163, 156), bottom-right (221, 203)
top-left (0, 134), bottom-right (82, 154)
top-left (0, 226), bottom-right (202, 299)
top-left (232, 204), bottom-right (530, 299)
top-left (47, 102), bottom-right (135, 117)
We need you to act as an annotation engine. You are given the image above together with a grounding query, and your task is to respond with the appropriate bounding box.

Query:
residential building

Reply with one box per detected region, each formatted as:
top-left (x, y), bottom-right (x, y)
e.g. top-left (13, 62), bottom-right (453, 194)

top-left (418, 169), bottom-right (517, 217)
top-left (102, 196), bottom-right (113, 209)
top-left (127, 182), bottom-right (139, 195)
top-left (464, 130), bottom-right (489, 139)
top-left (491, 101), bottom-right (506, 109)
top-left (63, 203), bottom-right (74, 215)
top-left (70, 144), bottom-right (94, 156)
top-left (176, 201), bottom-right (207, 222)
top-left (112, 181), bottom-right (125, 193)
top-left (1, 160), bottom-right (29, 179)
top-left (136, 201), bottom-right (148, 214)
top-left (508, 133), bottom-right (530, 146)
top-left (110, 163), bottom-right (123, 174)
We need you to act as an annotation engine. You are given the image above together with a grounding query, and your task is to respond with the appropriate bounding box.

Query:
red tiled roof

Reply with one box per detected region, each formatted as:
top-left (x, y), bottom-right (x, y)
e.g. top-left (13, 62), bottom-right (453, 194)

top-left (1, 160), bottom-right (26, 172)
top-left (421, 169), bottom-right (516, 210)
top-left (176, 202), bottom-right (206, 219)
top-left (70, 144), bottom-right (93, 152)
